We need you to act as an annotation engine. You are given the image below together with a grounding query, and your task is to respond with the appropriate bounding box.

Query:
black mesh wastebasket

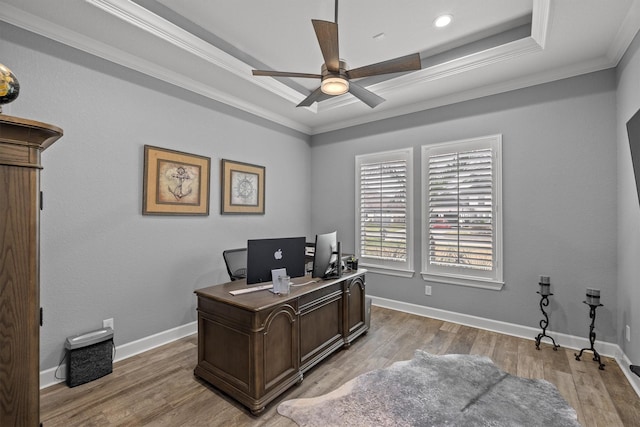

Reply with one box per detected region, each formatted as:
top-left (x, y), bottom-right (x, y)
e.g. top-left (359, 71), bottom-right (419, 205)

top-left (65, 327), bottom-right (114, 387)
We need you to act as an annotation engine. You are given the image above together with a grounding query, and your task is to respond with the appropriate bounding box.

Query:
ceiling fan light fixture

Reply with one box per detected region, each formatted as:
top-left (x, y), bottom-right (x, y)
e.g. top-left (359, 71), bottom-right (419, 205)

top-left (321, 76), bottom-right (349, 95)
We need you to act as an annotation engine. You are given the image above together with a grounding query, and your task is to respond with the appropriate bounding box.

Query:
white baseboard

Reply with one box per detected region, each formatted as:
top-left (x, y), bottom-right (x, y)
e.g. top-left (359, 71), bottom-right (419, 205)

top-left (370, 296), bottom-right (640, 398)
top-left (40, 321), bottom-right (197, 389)
top-left (614, 348), bottom-right (640, 398)
top-left (41, 299), bottom-right (640, 399)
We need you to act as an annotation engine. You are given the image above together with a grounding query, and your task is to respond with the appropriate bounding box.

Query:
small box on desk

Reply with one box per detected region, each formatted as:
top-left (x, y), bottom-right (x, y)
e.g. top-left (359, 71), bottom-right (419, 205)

top-left (65, 327), bottom-right (114, 387)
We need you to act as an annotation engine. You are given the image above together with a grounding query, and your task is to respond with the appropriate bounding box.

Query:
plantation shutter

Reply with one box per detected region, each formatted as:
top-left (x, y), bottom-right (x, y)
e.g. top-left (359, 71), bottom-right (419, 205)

top-left (427, 148), bottom-right (493, 271)
top-left (359, 158), bottom-right (408, 262)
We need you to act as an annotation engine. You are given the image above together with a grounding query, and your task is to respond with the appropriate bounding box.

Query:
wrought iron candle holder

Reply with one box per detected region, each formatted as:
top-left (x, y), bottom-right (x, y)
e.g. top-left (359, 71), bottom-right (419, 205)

top-left (574, 298), bottom-right (605, 370)
top-left (534, 279), bottom-right (560, 350)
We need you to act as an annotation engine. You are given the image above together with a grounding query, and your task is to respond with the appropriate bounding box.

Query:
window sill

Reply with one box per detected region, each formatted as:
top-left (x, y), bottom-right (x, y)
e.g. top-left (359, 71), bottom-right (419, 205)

top-left (420, 272), bottom-right (504, 290)
top-left (360, 263), bottom-right (415, 278)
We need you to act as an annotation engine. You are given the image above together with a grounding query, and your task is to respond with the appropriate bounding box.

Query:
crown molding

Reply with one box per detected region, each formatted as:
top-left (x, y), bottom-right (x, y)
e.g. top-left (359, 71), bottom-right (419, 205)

top-left (315, 1), bottom-right (551, 113)
top-left (0, 0), bottom-right (558, 130)
top-left (310, 54), bottom-right (615, 135)
top-left (607, 0), bottom-right (640, 64)
top-left (0, 0), bottom-right (550, 133)
top-left (531, 0), bottom-right (551, 48)
top-left (89, 0), bottom-right (550, 117)
top-left (86, 0), bottom-right (306, 106)
top-left (3, 0), bottom-right (635, 136)
top-left (0, 1), bottom-right (312, 133)
top-left (317, 36), bottom-right (544, 113)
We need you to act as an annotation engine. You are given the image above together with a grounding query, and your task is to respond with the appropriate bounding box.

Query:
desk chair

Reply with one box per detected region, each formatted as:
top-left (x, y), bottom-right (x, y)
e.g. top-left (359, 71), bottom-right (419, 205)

top-left (223, 248), bottom-right (247, 281)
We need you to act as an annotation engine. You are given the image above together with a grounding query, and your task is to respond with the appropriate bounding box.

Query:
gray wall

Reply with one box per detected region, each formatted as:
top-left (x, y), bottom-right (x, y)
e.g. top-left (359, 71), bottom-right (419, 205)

top-left (3, 20), bottom-right (635, 373)
top-left (1, 24), bottom-right (312, 370)
top-left (617, 31), bottom-right (640, 365)
top-left (311, 70), bottom-right (618, 342)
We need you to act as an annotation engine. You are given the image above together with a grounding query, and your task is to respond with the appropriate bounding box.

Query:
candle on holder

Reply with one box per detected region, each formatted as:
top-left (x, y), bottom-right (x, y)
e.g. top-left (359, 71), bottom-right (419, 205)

top-left (586, 288), bottom-right (601, 305)
top-left (539, 276), bottom-right (551, 296)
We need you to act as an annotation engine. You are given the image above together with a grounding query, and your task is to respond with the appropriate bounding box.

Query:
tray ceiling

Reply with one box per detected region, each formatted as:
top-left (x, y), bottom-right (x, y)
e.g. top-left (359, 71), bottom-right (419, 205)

top-left (1, 0), bottom-right (639, 135)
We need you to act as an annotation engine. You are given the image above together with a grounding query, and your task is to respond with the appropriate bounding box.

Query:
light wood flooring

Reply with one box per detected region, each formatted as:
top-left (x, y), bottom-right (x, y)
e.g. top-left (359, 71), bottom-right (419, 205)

top-left (41, 306), bottom-right (640, 426)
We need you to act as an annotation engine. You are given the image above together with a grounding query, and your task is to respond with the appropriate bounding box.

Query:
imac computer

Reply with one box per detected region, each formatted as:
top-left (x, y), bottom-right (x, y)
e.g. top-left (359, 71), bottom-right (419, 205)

top-left (312, 231), bottom-right (342, 279)
top-left (246, 237), bottom-right (306, 284)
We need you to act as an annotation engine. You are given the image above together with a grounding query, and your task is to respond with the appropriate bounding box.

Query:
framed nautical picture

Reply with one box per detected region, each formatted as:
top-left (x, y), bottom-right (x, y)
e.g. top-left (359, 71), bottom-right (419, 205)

top-left (143, 145), bottom-right (210, 215)
top-left (221, 159), bottom-right (265, 214)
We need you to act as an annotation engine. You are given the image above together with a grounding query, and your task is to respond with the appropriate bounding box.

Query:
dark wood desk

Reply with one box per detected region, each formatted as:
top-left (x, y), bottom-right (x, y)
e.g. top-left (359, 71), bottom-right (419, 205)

top-left (194, 270), bottom-right (367, 414)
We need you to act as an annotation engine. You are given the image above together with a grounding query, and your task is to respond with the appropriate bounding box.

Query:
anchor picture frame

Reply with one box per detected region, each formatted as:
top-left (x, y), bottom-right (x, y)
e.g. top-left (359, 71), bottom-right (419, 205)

top-left (221, 159), bottom-right (265, 214)
top-left (143, 145), bottom-right (211, 215)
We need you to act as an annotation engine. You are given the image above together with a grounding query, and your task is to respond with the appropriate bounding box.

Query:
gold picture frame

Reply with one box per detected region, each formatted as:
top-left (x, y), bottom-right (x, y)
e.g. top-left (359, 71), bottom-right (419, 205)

top-left (143, 145), bottom-right (210, 215)
top-left (221, 159), bottom-right (265, 214)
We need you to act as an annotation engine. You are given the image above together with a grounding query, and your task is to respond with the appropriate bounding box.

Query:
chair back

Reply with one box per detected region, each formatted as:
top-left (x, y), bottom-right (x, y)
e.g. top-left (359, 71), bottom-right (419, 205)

top-left (223, 248), bottom-right (247, 281)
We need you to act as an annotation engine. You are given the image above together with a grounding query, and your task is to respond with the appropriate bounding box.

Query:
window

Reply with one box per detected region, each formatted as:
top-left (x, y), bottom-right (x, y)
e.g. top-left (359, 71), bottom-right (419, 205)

top-left (421, 135), bottom-right (503, 289)
top-left (355, 148), bottom-right (413, 277)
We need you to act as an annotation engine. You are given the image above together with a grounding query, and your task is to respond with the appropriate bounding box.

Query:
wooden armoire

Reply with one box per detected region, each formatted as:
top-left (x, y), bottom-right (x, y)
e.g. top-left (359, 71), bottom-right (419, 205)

top-left (0, 114), bottom-right (63, 426)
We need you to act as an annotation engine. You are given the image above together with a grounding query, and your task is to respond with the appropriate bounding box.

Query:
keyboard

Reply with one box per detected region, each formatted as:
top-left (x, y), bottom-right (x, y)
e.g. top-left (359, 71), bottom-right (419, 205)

top-left (229, 284), bottom-right (273, 295)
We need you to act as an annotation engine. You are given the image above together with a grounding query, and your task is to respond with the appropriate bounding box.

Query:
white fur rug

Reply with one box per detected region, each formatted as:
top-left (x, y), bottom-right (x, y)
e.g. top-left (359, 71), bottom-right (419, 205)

top-left (278, 350), bottom-right (580, 427)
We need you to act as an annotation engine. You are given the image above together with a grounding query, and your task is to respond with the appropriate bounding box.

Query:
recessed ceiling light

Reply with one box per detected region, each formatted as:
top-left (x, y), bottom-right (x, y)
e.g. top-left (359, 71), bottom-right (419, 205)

top-left (434, 14), bottom-right (453, 28)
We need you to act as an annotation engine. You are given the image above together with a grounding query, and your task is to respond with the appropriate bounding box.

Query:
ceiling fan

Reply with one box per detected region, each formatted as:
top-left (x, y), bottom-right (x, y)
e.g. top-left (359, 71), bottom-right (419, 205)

top-left (252, 1), bottom-right (422, 108)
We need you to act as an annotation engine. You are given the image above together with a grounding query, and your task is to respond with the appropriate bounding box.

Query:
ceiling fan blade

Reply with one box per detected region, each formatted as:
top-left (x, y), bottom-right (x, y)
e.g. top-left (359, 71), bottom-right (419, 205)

top-left (297, 86), bottom-right (332, 107)
top-left (312, 19), bottom-right (340, 72)
top-left (348, 82), bottom-right (385, 108)
top-left (252, 70), bottom-right (322, 79)
top-left (346, 53), bottom-right (422, 79)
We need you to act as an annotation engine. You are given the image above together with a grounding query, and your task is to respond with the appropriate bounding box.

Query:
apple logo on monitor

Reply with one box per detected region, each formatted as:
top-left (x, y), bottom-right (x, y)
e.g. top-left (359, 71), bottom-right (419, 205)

top-left (274, 248), bottom-right (283, 260)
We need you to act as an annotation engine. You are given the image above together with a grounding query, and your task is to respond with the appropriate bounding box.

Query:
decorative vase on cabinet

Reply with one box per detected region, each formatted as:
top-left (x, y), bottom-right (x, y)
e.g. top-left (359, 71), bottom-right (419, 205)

top-left (0, 114), bottom-right (63, 426)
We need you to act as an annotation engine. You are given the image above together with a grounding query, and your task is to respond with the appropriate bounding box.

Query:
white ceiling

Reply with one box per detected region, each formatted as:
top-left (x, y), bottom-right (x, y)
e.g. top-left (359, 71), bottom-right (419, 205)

top-left (1, 0), bottom-right (639, 135)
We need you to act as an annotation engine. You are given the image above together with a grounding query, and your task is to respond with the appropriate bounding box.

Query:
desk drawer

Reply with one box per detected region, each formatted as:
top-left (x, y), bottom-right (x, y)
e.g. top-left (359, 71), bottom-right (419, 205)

top-left (298, 282), bottom-right (342, 309)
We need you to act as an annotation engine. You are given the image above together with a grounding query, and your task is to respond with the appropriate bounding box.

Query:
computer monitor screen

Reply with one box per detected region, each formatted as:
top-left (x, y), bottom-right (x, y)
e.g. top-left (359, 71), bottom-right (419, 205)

top-left (312, 231), bottom-right (339, 279)
top-left (246, 237), bottom-right (306, 284)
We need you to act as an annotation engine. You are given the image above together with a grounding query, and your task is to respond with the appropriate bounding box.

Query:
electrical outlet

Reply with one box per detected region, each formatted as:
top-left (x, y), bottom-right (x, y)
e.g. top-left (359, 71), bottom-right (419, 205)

top-left (103, 318), bottom-right (114, 330)
top-left (425, 285), bottom-right (432, 296)
top-left (626, 325), bottom-right (631, 342)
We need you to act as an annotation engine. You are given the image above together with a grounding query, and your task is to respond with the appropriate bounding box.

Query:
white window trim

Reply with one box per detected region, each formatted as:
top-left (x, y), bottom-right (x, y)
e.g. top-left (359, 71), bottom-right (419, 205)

top-left (421, 135), bottom-right (503, 290)
top-left (355, 148), bottom-right (414, 277)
